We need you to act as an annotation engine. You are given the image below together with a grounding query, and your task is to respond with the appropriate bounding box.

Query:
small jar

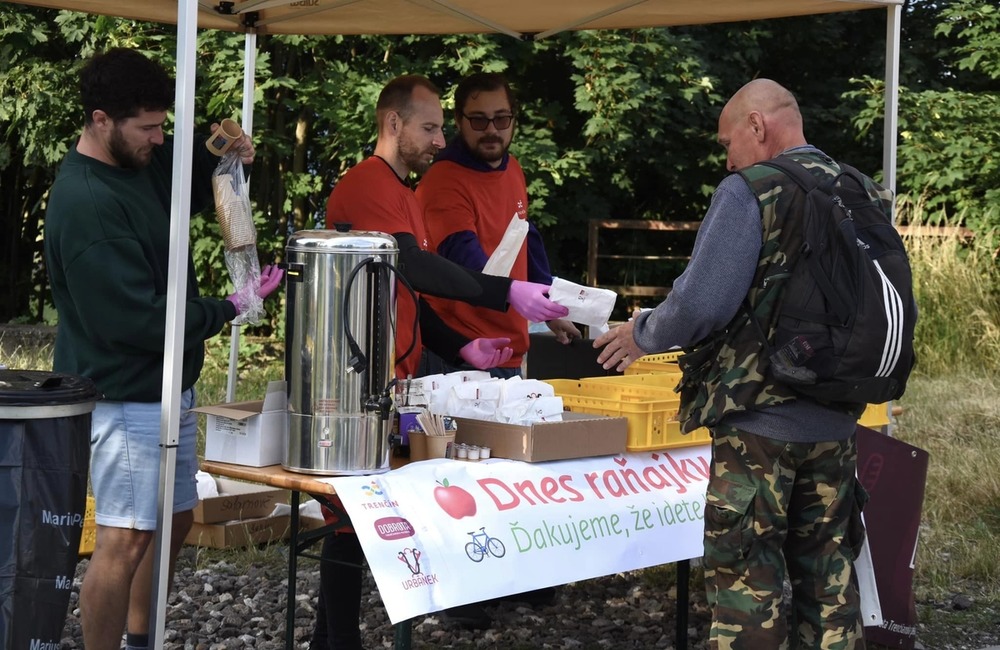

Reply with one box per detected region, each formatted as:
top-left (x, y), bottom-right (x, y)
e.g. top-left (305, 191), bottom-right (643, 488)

top-left (479, 446), bottom-right (491, 460)
top-left (454, 443), bottom-right (469, 460)
top-left (467, 445), bottom-right (481, 461)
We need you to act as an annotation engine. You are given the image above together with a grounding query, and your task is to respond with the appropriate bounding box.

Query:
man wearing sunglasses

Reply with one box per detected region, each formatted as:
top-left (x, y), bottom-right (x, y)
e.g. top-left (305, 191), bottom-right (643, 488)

top-left (416, 72), bottom-right (581, 383)
top-left (415, 71), bottom-right (575, 629)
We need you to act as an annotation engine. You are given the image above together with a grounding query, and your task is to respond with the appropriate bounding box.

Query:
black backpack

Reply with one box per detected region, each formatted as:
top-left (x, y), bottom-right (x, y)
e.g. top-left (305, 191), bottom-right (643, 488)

top-left (747, 157), bottom-right (917, 406)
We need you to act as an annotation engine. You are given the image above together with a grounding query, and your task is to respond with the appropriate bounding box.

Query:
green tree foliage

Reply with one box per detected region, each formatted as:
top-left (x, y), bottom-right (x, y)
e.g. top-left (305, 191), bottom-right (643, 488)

top-left (850, 1), bottom-right (1000, 230)
top-left (2, 3), bottom-right (981, 328)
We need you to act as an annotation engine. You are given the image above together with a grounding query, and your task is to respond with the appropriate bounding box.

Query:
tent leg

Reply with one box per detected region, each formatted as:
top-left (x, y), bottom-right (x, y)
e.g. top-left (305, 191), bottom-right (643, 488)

top-left (286, 491), bottom-right (300, 650)
top-left (393, 619), bottom-right (413, 649)
top-left (676, 559), bottom-right (689, 650)
top-left (227, 324), bottom-right (241, 402)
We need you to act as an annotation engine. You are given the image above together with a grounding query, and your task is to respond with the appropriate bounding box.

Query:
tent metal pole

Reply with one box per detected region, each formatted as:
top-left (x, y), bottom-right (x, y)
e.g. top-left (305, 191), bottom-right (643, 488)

top-left (882, 3), bottom-right (901, 195)
top-left (882, 3), bottom-right (902, 438)
top-left (150, 0), bottom-right (200, 646)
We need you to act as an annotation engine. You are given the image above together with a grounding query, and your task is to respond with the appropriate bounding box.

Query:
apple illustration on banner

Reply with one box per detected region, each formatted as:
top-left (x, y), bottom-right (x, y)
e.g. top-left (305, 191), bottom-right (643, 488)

top-left (434, 479), bottom-right (477, 519)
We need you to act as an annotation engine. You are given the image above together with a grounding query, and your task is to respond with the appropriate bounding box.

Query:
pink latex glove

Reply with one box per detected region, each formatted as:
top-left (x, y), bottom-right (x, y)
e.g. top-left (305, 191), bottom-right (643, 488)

top-left (507, 280), bottom-right (569, 323)
top-left (459, 337), bottom-right (514, 370)
top-left (227, 264), bottom-right (285, 313)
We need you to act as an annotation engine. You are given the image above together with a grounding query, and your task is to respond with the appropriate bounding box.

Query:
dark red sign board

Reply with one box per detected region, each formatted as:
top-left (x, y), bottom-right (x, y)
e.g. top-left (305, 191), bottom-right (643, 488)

top-left (857, 425), bottom-right (930, 649)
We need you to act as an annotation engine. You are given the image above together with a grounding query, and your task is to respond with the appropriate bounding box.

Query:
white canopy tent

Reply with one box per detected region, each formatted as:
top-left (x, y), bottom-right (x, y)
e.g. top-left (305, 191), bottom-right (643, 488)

top-left (11, 0), bottom-right (903, 646)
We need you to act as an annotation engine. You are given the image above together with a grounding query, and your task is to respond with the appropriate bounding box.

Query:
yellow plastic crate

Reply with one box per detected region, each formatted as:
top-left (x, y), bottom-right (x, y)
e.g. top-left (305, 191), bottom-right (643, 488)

top-left (639, 351), bottom-right (683, 363)
top-left (618, 364), bottom-right (892, 430)
top-left (79, 495), bottom-right (96, 556)
top-left (582, 373), bottom-right (682, 394)
top-left (624, 352), bottom-right (681, 376)
top-left (859, 402), bottom-right (891, 428)
top-left (545, 379), bottom-right (710, 451)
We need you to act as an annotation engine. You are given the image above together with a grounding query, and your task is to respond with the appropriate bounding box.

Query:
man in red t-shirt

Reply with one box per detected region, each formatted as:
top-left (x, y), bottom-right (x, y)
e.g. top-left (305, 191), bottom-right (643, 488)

top-left (314, 75), bottom-right (568, 650)
top-left (415, 72), bottom-right (581, 378)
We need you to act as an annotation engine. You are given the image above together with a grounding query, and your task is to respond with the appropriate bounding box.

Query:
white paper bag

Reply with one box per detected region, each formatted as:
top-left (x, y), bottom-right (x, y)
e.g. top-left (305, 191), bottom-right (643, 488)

top-left (422, 371), bottom-right (491, 414)
top-left (548, 277), bottom-right (618, 327)
top-left (444, 380), bottom-right (503, 420)
top-left (482, 213), bottom-right (528, 277)
top-left (497, 396), bottom-right (565, 424)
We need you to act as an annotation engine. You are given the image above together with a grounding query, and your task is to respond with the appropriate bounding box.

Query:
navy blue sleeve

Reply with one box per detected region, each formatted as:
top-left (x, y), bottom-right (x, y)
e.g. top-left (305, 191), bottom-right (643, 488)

top-left (526, 222), bottom-right (553, 284)
top-left (437, 231), bottom-right (489, 270)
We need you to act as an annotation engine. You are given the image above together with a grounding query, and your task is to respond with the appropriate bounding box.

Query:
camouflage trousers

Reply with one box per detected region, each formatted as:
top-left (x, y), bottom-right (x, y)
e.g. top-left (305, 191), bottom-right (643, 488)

top-left (704, 425), bottom-right (868, 650)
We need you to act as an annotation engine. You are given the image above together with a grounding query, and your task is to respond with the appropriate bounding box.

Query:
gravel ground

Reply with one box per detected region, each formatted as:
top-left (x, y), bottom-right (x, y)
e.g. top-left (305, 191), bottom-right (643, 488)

top-left (57, 546), bottom-right (998, 650)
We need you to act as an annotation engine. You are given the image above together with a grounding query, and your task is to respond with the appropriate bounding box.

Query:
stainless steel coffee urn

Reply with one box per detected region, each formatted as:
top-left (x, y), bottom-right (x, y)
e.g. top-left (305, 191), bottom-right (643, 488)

top-left (284, 228), bottom-right (397, 475)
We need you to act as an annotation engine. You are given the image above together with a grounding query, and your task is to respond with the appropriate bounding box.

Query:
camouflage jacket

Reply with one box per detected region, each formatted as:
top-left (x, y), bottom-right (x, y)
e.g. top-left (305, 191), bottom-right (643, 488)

top-left (676, 150), bottom-right (846, 433)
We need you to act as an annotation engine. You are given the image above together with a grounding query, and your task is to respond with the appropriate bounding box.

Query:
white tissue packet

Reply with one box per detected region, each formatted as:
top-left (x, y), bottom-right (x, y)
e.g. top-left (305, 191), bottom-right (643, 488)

top-left (195, 471), bottom-right (219, 499)
top-left (548, 277), bottom-right (618, 327)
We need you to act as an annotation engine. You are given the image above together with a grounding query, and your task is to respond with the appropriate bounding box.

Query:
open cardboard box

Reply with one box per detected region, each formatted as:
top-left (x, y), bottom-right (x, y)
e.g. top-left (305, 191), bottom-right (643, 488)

top-left (185, 513), bottom-right (291, 549)
top-left (453, 411), bottom-right (627, 462)
top-left (193, 476), bottom-right (289, 524)
top-left (193, 380), bottom-right (287, 467)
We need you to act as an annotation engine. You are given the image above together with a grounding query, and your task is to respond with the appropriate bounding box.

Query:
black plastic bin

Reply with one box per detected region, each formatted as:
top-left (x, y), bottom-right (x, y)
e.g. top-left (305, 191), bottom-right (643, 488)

top-left (0, 369), bottom-right (100, 649)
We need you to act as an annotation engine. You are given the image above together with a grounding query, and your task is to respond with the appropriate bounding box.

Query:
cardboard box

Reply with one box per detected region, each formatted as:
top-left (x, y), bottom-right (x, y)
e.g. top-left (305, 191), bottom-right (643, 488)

top-left (453, 411), bottom-right (628, 462)
top-left (184, 513), bottom-right (291, 549)
top-left (193, 477), bottom-right (289, 524)
top-left (194, 380), bottom-right (287, 467)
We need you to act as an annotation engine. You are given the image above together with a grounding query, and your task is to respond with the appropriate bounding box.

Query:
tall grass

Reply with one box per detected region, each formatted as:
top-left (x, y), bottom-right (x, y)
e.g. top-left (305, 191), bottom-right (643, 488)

top-left (893, 202), bottom-right (1000, 604)
top-left (902, 201), bottom-right (1000, 375)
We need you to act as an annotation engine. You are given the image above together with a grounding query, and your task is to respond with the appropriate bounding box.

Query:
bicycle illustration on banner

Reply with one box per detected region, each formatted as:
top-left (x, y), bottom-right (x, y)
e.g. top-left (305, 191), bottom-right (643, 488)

top-left (464, 526), bottom-right (506, 562)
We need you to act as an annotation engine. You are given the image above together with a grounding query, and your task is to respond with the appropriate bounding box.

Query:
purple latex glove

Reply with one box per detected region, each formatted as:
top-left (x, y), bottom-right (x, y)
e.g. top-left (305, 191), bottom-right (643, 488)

top-left (507, 280), bottom-right (569, 323)
top-left (459, 337), bottom-right (514, 370)
top-left (227, 264), bottom-right (285, 313)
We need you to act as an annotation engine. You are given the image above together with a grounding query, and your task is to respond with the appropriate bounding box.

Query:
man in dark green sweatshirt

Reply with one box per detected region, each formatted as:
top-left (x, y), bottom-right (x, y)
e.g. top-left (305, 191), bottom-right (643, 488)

top-left (43, 48), bottom-right (280, 650)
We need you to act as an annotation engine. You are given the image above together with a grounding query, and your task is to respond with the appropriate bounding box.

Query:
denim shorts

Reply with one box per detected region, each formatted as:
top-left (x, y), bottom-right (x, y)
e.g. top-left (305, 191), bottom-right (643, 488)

top-left (90, 388), bottom-right (199, 530)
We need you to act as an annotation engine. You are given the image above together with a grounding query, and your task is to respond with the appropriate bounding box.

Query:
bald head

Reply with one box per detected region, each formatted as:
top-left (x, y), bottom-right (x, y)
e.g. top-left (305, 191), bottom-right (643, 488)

top-left (717, 79), bottom-right (806, 172)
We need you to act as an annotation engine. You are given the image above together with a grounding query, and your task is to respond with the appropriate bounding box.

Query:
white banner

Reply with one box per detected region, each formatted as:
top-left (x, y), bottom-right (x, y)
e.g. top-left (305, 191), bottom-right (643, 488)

top-left (327, 447), bottom-right (711, 623)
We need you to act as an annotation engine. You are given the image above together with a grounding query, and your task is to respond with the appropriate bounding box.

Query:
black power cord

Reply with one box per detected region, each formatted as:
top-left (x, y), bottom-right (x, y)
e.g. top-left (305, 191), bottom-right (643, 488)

top-left (342, 255), bottom-right (419, 416)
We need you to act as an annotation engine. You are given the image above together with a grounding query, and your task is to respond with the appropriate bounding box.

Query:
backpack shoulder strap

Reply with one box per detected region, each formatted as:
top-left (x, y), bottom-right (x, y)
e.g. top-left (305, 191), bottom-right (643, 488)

top-left (756, 156), bottom-right (824, 192)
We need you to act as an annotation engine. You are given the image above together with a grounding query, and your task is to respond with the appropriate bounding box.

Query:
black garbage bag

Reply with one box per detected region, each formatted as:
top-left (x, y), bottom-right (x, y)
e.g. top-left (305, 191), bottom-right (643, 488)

top-left (0, 369), bottom-right (99, 648)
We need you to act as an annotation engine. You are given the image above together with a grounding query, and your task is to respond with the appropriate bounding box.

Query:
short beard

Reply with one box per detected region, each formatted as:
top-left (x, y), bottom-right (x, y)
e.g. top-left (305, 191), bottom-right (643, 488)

top-left (398, 139), bottom-right (432, 175)
top-left (470, 135), bottom-right (508, 164)
top-left (109, 125), bottom-right (151, 170)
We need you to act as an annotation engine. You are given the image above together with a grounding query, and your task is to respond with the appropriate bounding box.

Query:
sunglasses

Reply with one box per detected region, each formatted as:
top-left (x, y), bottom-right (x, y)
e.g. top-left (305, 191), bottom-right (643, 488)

top-left (461, 113), bottom-right (514, 131)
